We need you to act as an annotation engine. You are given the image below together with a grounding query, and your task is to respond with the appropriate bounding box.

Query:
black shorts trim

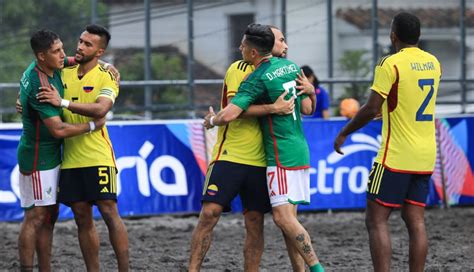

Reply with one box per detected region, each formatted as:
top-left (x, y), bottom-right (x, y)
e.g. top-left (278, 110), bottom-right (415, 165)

top-left (366, 162), bottom-right (430, 208)
top-left (202, 161), bottom-right (271, 213)
top-left (58, 166), bottom-right (117, 205)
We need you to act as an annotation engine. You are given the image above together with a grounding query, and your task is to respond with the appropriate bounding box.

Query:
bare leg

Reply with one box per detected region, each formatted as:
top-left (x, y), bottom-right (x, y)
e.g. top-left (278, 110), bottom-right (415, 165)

top-left (272, 204), bottom-right (320, 266)
top-left (365, 200), bottom-right (393, 272)
top-left (19, 206), bottom-right (54, 272)
top-left (35, 205), bottom-right (58, 272)
top-left (282, 205), bottom-right (305, 272)
top-left (243, 211), bottom-right (265, 272)
top-left (97, 200), bottom-right (129, 272)
top-left (188, 202), bottom-right (223, 272)
top-left (401, 204), bottom-right (427, 272)
top-left (71, 202), bottom-right (99, 272)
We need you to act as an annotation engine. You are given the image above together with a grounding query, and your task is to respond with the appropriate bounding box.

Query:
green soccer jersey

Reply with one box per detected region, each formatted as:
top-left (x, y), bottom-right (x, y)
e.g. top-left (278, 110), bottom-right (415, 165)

top-left (232, 57), bottom-right (310, 169)
top-left (17, 61), bottom-right (65, 173)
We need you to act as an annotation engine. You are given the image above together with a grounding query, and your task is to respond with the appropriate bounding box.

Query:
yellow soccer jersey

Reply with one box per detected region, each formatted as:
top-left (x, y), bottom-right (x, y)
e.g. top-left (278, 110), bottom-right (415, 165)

top-left (371, 47), bottom-right (441, 173)
top-left (210, 60), bottom-right (266, 167)
top-left (61, 64), bottom-right (119, 169)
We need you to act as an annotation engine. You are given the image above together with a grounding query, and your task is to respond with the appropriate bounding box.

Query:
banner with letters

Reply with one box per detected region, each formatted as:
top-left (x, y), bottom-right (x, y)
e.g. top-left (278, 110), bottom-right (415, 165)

top-left (0, 117), bottom-right (473, 221)
top-left (0, 121), bottom-right (208, 221)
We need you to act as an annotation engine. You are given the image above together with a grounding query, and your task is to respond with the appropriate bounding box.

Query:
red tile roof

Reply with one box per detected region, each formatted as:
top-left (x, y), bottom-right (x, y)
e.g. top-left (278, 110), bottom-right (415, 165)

top-left (336, 7), bottom-right (474, 29)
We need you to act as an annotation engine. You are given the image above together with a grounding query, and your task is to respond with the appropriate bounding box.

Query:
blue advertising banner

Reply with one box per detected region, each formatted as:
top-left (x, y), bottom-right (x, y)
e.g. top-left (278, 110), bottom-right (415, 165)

top-left (1, 117), bottom-right (473, 221)
top-left (0, 121), bottom-right (207, 221)
top-left (300, 119), bottom-right (382, 210)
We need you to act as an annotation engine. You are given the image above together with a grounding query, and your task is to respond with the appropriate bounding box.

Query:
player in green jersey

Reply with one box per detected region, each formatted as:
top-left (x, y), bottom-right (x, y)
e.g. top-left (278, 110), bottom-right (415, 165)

top-left (204, 24), bottom-right (324, 272)
top-left (17, 29), bottom-right (104, 272)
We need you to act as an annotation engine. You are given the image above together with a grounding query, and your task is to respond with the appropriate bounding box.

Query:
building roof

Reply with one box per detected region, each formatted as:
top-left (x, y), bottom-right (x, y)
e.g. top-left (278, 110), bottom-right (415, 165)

top-left (336, 7), bottom-right (474, 30)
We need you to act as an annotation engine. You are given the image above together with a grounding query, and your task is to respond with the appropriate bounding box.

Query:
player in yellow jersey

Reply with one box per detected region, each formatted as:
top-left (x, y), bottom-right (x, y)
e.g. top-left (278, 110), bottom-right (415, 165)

top-left (334, 13), bottom-right (441, 271)
top-left (188, 27), bottom-right (297, 272)
top-left (37, 25), bottom-right (129, 271)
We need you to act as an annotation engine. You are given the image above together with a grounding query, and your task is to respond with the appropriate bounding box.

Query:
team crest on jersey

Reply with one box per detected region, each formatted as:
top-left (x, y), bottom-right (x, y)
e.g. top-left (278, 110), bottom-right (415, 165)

top-left (207, 184), bottom-right (218, 196)
top-left (83, 86), bottom-right (94, 93)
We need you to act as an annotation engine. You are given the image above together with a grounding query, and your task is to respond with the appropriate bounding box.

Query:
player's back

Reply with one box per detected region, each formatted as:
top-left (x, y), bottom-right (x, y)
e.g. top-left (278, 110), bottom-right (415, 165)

top-left (256, 57), bottom-right (310, 169)
top-left (374, 47), bottom-right (441, 173)
top-left (17, 61), bottom-right (64, 173)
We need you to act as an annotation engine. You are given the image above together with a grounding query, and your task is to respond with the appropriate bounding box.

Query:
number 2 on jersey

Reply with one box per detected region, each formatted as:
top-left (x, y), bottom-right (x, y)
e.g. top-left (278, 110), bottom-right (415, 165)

top-left (416, 78), bottom-right (434, 122)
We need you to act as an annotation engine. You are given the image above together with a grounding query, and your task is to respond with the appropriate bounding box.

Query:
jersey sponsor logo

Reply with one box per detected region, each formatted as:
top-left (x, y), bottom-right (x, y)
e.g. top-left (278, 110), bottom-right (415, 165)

top-left (207, 184), bottom-right (218, 196)
top-left (83, 86), bottom-right (94, 93)
top-left (310, 133), bottom-right (381, 195)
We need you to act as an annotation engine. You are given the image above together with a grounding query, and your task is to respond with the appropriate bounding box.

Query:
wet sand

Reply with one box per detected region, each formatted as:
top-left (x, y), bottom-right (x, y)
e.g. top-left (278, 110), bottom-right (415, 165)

top-left (1, 207), bottom-right (473, 271)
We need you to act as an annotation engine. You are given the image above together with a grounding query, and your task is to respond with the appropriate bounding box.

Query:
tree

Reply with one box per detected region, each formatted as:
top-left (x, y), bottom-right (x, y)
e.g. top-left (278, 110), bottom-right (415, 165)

top-left (0, 0), bottom-right (108, 121)
top-left (338, 49), bottom-right (371, 103)
top-left (113, 50), bottom-right (189, 119)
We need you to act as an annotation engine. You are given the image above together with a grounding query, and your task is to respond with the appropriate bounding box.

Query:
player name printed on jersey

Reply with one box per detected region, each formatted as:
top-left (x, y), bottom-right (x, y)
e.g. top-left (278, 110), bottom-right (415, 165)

top-left (410, 61), bottom-right (436, 71)
top-left (265, 63), bottom-right (298, 81)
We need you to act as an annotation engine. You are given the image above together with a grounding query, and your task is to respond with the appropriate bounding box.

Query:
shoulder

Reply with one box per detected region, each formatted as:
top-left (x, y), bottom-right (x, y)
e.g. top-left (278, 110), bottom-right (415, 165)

top-left (227, 60), bottom-right (254, 74)
top-left (21, 62), bottom-right (41, 89)
top-left (62, 64), bottom-right (78, 77)
top-left (376, 54), bottom-right (394, 67)
top-left (97, 65), bottom-right (118, 82)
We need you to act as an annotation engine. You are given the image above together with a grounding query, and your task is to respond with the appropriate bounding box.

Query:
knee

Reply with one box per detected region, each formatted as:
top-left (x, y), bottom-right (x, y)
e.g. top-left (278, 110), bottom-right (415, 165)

top-left (272, 212), bottom-right (290, 231)
top-left (365, 214), bottom-right (381, 232)
top-left (244, 212), bottom-right (264, 233)
top-left (198, 207), bottom-right (221, 228)
top-left (72, 209), bottom-right (93, 229)
top-left (98, 202), bottom-right (119, 223)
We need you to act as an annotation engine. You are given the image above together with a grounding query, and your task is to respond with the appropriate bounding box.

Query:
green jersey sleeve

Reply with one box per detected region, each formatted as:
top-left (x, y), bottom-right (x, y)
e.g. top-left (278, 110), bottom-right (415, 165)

top-left (27, 75), bottom-right (61, 120)
top-left (231, 75), bottom-right (266, 111)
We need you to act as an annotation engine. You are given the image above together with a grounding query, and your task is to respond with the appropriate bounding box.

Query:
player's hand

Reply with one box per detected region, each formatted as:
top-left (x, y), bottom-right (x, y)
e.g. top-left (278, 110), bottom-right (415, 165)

top-left (37, 85), bottom-right (61, 107)
top-left (295, 70), bottom-right (315, 96)
top-left (272, 90), bottom-right (295, 115)
top-left (203, 106), bottom-right (216, 129)
top-left (104, 63), bottom-right (121, 83)
top-left (16, 97), bottom-right (23, 114)
top-left (334, 133), bottom-right (347, 155)
top-left (93, 117), bottom-right (106, 130)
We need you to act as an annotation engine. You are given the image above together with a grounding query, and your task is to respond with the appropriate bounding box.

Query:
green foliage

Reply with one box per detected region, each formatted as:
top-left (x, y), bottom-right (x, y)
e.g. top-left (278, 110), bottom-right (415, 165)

top-left (0, 0), bottom-right (108, 122)
top-left (115, 52), bottom-right (188, 110)
top-left (0, 0), bottom-right (108, 82)
top-left (338, 49), bottom-right (371, 103)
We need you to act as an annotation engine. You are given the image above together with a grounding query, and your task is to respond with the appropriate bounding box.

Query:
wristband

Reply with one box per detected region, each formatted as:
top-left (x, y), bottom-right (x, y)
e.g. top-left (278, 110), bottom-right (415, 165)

top-left (60, 99), bottom-right (70, 109)
top-left (88, 121), bottom-right (96, 132)
top-left (210, 116), bottom-right (216, 126)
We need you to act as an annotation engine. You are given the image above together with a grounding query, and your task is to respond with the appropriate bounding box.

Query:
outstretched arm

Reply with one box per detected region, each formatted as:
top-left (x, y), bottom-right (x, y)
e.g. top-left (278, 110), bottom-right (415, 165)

top-left (240, 90), bottom-right (294, 118)
top-left (36, 85), bottom-right (114, 118)
top-left (203, 104), bottom-right (244, 129)
top-left (333, 91), bottom-right (384, 154)
top-left (42, 116), bottom-right (105, 139)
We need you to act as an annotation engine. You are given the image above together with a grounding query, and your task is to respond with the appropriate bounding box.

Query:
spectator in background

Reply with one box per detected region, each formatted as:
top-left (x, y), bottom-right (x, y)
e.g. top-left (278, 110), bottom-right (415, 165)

top-left (301, 65), bottom-right (330, 119)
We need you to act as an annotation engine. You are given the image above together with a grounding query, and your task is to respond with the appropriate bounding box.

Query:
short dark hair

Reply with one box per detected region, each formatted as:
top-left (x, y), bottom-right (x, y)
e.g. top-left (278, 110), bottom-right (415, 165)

top-left (392, 12), bottom-right (420, 45)
top-left (30, 29), bottom-right (60, 55)
top-left (85, 24), bottom-right (111, 48)
top-left (244, 23), bottom-right (274, 56)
